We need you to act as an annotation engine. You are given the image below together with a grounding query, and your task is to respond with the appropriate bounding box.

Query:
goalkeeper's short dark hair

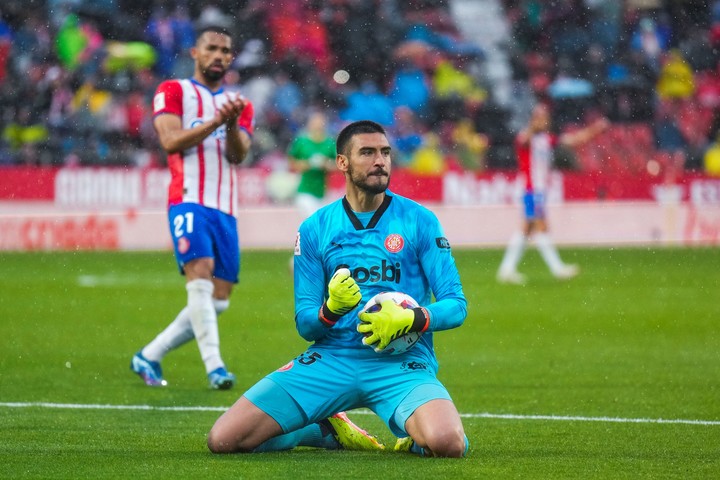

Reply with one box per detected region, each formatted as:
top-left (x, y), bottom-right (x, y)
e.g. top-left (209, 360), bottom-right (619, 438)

top-left (336, 120), bottom-right (386, 156)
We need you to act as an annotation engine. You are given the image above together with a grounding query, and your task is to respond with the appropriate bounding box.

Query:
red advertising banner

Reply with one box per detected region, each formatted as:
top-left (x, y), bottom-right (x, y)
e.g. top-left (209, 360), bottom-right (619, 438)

top-left (0, 167), bottom-right (57, 201)
top-left (1, 166), bottom-right (720, 206)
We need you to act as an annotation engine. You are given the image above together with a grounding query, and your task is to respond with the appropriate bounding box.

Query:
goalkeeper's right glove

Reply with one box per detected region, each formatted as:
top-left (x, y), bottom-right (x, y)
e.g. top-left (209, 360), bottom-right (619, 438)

top-left (358, 299), bottom-right (429, 352)
top-left (319, 268), bottom-right (361, 327)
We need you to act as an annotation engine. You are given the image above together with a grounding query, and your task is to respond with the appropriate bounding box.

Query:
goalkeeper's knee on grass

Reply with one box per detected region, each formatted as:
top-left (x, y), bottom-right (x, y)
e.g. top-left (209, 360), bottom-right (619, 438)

top-left (395, 434), bottom-right (469, 458)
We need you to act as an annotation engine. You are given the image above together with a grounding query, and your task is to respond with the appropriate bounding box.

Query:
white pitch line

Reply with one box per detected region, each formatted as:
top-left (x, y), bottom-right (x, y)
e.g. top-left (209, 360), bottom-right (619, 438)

top-left (467, 412), bottom-right (720, 426)
top-left (0, 402), bottom-right (226, 412)
top-left (76, 274), bottom-right (177, 288)
top-left (1, 402), bottom-right (719, 426)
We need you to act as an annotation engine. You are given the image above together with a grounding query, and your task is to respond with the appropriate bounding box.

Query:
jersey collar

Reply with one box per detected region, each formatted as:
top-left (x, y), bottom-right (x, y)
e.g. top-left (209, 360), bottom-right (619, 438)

top-left (190, 78), bottom-right (225, 95)
top-left (342, 193), bottom-right (393, 230)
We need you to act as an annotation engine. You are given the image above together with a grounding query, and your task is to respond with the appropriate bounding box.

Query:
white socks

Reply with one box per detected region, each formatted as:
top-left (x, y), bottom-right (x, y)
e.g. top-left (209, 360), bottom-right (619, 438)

top-left (186, 279), bottom-right (224, 373)
top-left (534, 233), bottom-right (565, 275)
top-left (499, 232), bottom-right (568, 276)
top-left (142, 307), bottom-right (195, 361)
top-left (213, 298), bottom-right (230, 315)
top-left (498, 232), bottom-right (526, 275)
top-left (143, 280), bottom-right (228, 374)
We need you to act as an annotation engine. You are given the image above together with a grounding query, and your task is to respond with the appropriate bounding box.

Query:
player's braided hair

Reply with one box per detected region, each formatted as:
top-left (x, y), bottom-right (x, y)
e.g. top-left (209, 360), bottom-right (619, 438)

top-left (336, 120), bottom-right (386, 156)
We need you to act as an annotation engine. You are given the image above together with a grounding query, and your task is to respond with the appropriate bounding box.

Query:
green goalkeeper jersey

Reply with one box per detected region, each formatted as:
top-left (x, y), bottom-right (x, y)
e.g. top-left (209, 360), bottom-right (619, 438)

top-left (287, 135), bottom-right (336, 199)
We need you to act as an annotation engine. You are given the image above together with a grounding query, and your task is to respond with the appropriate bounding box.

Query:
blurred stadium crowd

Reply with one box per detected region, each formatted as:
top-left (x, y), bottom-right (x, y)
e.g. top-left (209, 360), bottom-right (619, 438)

top-left (1, 0), bottom-right (720, 179)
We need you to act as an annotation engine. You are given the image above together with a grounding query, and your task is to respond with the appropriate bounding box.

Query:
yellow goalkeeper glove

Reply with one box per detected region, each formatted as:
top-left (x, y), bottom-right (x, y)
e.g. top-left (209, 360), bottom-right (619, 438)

top-left (319, 268), bottom-right (362, 327)
top-left (357, 299), bottom-right (429, 352)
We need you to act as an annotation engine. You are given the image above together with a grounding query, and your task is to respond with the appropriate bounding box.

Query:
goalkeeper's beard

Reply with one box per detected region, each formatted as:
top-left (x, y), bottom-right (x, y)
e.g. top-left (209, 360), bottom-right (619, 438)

top-left (348, 165), bottom-right (390, 195)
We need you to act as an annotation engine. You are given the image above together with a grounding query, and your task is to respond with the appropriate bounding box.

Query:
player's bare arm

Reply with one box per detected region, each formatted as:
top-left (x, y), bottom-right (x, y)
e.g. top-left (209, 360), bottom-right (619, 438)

top-left (222, 97), bottom-right (251, 165)
top-left (153, 97), bottom-right (250, 161)
top-left (288, 156), bottom-right (308, 173)
top-left (225, 122), bottom-right (251, 165)
top-left (153, 113), bottom-right (226, 154)
top-left (560, 117), bottom-right (610, 148)
top-left (516, 127), bottom-right (533, 146)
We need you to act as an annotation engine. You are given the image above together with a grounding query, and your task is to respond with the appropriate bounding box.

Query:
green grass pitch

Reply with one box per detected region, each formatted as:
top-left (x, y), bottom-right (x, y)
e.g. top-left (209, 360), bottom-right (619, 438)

top-left (1, 247), bottom-right (719, 478)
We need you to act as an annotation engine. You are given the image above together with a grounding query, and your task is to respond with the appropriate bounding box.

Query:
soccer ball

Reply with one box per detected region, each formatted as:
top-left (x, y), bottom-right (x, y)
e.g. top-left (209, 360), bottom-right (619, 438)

top-left (360, 291), bottom-right (423, 355)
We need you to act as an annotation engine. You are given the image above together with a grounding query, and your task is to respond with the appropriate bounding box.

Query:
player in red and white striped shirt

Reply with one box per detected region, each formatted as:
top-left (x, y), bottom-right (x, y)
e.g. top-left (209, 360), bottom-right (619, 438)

top-left (131, 26), bottom-right (254, 389)
top-left (497, 103), bottom-right (608, 284)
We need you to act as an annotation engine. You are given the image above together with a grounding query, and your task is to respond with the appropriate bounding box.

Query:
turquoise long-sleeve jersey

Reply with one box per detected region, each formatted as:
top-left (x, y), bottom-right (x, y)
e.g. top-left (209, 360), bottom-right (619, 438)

top-left (293, 191), bottom-right (467, 360)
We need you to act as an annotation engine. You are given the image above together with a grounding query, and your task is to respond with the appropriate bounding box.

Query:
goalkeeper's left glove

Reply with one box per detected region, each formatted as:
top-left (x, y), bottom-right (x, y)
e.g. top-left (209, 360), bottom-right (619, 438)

top-left (319, 268), bottom-right (362, 327)
top-left (357, 300), bottom-right (429, 352)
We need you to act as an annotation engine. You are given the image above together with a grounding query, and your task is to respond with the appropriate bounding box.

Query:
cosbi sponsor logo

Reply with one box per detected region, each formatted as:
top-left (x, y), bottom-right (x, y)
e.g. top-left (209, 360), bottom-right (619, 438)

top-left (177, 236), bottom-right (190, 254)
top-left (385, 233), bottom-right (404, 253)
top-left (436, 237), bottom-right (451, 249)
top-left (336, 260), bottom-right (401, 283)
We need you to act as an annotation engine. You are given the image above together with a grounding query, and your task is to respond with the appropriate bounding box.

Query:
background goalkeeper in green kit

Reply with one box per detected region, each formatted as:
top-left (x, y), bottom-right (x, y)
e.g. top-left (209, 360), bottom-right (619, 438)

top-left (287, 111), bottom-right (337, 219)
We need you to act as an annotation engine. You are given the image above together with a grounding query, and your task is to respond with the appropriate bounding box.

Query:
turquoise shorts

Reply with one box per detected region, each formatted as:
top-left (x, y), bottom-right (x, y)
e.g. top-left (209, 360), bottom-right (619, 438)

top-left (244, 346), bottom-right (451, 437)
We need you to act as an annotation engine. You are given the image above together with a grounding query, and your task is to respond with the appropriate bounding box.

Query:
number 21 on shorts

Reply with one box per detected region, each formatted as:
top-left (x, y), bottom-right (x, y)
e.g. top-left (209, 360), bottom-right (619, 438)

top-left (173, 212), bottom-right (194, 238)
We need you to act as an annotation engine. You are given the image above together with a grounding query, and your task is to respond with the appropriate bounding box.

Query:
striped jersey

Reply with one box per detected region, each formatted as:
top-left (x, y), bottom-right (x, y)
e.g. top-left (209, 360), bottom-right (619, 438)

top-left (293, 191), bottom-right (467, 363)
top-left (516, 132), bottom-right (557, 193)
top-left (153, 79), bottom-right (251, 215)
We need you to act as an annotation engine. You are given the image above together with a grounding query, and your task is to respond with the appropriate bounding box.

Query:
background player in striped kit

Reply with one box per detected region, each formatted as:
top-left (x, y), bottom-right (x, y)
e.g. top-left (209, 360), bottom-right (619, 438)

top-left (497, 103), bottom-right (609, 284)
top-left (131, 26), bottom-right (255, 389)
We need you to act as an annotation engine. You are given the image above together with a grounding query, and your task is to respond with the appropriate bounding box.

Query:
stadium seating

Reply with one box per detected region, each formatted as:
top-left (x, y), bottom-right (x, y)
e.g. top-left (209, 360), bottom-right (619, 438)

top-left (0, 0), bottom-right (717, 179)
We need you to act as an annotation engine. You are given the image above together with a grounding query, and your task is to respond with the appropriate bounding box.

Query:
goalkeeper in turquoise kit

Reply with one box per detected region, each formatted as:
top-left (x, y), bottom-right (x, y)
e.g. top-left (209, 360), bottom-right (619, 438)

top-left (208, 120), bottom-right (469, 457)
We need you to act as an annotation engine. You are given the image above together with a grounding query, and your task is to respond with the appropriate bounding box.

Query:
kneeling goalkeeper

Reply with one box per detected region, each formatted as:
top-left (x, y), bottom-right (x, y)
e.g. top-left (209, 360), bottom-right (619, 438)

top-left (208, 120), bottom-right (469, 457)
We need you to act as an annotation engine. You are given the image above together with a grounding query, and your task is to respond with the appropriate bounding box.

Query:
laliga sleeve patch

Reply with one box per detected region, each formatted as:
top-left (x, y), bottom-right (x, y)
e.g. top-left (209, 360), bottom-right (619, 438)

top-left (153, 92), bottom-right (166, 113)
top-left (294, 232), bottom-right (301, 256)
top-left (435, 237), bottom-right (451, 249)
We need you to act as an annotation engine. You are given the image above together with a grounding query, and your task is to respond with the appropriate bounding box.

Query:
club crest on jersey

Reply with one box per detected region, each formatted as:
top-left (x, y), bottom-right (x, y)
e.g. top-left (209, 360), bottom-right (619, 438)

top-left (177, 236), bottom-right (190, 254)
top-left (385, 234), bottom-right (404, 253)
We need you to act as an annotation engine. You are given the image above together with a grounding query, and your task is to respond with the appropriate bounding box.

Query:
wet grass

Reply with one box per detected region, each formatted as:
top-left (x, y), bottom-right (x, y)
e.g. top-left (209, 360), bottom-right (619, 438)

top-left (0, 247), bottom-right (718, 478)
